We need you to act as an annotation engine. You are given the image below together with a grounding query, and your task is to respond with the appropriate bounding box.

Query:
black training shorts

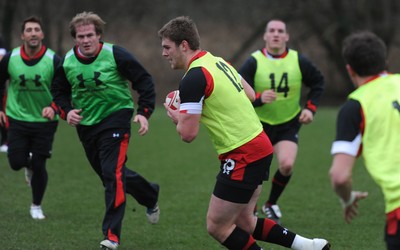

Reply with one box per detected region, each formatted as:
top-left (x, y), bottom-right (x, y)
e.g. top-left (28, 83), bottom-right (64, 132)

top-left (7, 118), bottom-right (58, 158)
top-left (261, 112), bottom-right (301, 145)
top-left (213, 154), bottom-right (273, 203)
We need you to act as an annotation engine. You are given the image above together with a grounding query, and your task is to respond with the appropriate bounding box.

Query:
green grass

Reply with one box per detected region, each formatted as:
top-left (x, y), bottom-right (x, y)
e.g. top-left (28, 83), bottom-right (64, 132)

top-left (0, 107), bottom-right (386, 249)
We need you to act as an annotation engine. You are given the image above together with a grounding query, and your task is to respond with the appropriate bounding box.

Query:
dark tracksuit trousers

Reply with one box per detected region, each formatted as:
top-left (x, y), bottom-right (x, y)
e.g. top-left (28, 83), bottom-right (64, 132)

top-left (79, 126), bottom-right (159, 243)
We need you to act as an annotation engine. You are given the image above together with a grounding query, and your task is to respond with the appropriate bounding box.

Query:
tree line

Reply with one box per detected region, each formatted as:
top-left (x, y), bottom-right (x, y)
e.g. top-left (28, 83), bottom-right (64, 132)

top-left (1, 0), bottom-right (399, 105)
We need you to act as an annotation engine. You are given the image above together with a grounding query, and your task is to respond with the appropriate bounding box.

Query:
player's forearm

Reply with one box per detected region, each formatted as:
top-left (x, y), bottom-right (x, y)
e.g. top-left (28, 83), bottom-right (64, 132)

top-left (329, 153), bottom-right (356, 203)
top-left (177, 114), bottom-right (200, 143)
top-left (333, 180), bottom-right (353, 204)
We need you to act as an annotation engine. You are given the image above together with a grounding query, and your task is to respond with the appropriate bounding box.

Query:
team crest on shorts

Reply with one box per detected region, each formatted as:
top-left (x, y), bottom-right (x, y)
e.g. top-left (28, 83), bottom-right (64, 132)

top-left (221, 159), bottom-right (235, 175)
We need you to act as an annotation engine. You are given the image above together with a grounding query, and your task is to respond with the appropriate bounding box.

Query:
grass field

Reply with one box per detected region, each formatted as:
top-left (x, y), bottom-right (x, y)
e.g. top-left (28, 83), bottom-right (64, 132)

top-left (0, 107), bottom-right (386, 249)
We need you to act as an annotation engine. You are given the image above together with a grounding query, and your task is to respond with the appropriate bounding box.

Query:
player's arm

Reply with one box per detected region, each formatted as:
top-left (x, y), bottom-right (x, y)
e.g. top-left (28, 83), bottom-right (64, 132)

top-left (298, 54), bottom-right (324, 114)
top-left (241, 77), bottom-right (255, 101)
top-left (239, 56), bottom-right (267, 107)
top-left (51, 60), bottom-right (73, 120)
top-left (113, 45), bottom-right (155, 119)
top-left (329, 153), bottom-right (356, 203)
top-left (42, 54), bottom-right (63, 121)
top-left (0, 52), bottom-right (10, 126)
top-left (177, 113), bottom-right (201, 143)
top-left (175, 67), bottom-right (207, 143)
top-left (0, 52), bottom-right (10, 112)
top-left (329, 99), bottom-right (368, 223)
top-left (330, 153), bottom-right (368, 223)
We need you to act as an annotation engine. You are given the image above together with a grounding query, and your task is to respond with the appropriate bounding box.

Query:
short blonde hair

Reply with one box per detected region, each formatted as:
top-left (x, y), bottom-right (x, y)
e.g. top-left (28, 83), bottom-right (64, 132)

top-left (69, 11), bottom-right (106, 38)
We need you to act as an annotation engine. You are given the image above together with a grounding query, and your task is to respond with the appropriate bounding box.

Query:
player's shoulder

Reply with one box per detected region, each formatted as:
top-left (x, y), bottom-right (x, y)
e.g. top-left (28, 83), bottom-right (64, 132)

top-left (184, 66), bottom-right (207, 80)
top-left (338, 99), bottom-right (361, 119)
top-left (341, 99), bottom-right (361, 110)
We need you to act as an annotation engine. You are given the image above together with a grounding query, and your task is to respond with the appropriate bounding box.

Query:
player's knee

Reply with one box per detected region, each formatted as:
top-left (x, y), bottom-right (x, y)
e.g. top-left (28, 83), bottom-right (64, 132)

top-left (102, 167), bottom-right (117, 181)
top-left (235, 215), bottom-right (256, 233)
top-left (8, 157), bottom-right (28, 171)
top-left (206, 216), bottom-right (225, 242)
top-left (279, 163), bottom-right (293, 175)
top-left (206, 223), bottom-right (218, 239)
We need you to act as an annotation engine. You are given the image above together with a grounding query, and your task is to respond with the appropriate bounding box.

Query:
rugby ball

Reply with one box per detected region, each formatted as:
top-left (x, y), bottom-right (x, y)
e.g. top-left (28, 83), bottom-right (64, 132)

top-left (165, 90), bottom-right (180, 110)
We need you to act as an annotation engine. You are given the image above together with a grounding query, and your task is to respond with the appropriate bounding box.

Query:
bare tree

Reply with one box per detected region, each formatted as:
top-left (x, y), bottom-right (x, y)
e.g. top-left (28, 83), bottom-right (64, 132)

top-left (227, 0), bottom-right (400, 103)
top-left (2, 0), bottom-right (400, 104)
top-left (0, 0), bottom-right (19, 49)
top-left (296, 0), bottom-right (400, 97)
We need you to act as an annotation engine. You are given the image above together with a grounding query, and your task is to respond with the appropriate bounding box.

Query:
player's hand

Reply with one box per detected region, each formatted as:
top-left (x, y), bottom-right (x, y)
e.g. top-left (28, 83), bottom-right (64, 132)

top-left (67, 109), bottom-right (83, 127)
top-left (164, 103), bottom-right (179, 125)
top-left (260, 89), bottom-right (276, 104)
top-left (133, 114), bottom-right (148, 136)
top-left (299, 109), bottom-right (313, 124)
top-left (0, 111), bottom-right (6, 126)
top-left (341, 191), bottom-right (369, 223)
top-left (42, 107), bottom-right (55, 120)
